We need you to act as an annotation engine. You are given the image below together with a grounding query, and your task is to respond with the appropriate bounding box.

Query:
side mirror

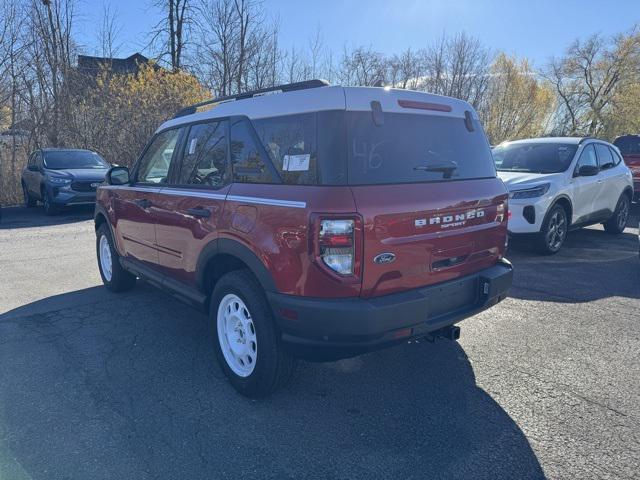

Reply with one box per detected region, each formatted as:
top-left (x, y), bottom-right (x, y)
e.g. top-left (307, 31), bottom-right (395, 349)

top-left (577, 164), bottom-right (599, 177)
top-left (27, 164), bottom-right (39, 172)
top-left (106, 166), bottom-right (130, 185)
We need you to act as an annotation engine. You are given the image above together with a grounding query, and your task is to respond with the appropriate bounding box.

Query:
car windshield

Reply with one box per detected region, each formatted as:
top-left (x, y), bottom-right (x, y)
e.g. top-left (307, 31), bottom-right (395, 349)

top-left (43, 150), bottom-right (109, 170)
top-left (493, 143), bottom-right (577, 174)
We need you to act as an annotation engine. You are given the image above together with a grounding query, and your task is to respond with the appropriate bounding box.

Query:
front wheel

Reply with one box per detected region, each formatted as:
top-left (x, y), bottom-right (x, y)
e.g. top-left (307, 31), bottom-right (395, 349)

top-left (42, 189), bottom-right (59, 216)
top-left (603, 194), bottom-right (630, 234)
top-left (96, 224), bottom-right (136, 292)
top-left (536, 204), bottom-right (568, 254)
top-left (211, 270), bottom-right (296, 398)
top-left (23, 184), bottom-right (36, 207)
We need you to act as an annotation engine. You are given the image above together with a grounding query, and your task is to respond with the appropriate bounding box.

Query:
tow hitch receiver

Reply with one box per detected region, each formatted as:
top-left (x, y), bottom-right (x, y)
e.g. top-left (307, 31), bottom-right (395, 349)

top-left (425, 325), bottom-right (461, 342)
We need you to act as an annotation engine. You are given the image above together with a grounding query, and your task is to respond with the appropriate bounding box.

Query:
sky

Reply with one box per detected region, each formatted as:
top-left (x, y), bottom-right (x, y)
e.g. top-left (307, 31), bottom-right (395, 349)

top-left (75, 0), bottom-right (640, 68)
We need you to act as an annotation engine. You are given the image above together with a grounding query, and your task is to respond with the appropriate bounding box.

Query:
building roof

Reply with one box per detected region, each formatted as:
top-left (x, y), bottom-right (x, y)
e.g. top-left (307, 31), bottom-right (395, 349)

top-left (77, 53), bottom-right (153, 75)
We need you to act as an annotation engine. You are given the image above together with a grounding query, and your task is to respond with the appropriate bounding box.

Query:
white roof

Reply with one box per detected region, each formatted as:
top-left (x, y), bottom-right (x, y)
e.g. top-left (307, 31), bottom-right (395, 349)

top-left (157, 85), bottom-right (477, 133)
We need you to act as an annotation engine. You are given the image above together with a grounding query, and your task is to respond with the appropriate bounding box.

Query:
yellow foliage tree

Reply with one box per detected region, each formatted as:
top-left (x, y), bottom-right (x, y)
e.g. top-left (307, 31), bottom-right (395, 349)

top-left (68, 63), bottom-right (210, 166)
top-left (481, 53), bottom-right (554, 145)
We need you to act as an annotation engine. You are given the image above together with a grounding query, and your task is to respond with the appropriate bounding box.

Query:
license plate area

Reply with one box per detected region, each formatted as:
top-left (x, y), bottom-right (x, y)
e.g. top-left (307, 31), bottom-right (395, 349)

top-left (425, 276), bottom-right (479, 321)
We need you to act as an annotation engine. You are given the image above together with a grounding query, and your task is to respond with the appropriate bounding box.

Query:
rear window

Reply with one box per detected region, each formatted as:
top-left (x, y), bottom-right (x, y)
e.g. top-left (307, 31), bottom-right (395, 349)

top-left (345, 112), bottom-right (495, 185)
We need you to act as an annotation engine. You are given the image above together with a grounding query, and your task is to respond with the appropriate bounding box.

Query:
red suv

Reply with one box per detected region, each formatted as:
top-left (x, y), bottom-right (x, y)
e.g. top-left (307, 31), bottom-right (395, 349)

top-left (94, 80), bottom-right (512, 397)
top-left (613, 135), bottom-right (640, 200)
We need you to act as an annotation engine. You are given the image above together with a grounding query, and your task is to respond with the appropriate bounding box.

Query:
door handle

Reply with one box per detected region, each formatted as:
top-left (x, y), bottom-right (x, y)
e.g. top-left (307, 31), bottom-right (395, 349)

top-left (135, 198), bottom-right (152, 208)
top-left (186, 207), bottom-right (211, 218)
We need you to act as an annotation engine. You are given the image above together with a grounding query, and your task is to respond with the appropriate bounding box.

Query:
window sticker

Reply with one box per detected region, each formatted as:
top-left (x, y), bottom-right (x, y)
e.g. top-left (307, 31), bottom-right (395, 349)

top-left (283, 154), bottom-right (310, 171)
top-left (188, 138), bottom-right (198, 155)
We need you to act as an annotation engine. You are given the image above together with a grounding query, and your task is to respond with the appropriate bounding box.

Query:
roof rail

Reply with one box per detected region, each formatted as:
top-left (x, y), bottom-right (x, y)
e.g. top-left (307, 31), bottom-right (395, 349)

top-left (578, 136), bottom-right (596, 144)
top-left (173, 79), bottom-right (330, 118)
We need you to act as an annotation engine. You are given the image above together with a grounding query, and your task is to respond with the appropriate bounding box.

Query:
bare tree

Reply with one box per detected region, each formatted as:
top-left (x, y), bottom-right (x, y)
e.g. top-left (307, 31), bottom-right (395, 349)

top-left (544, 29), bottom-right (640, 136)
top-left (97, 2), bottom-right (123, 58)
top-left (151, 0), bottom-right (193, 71)
top-left (338, 46), bottom-right (386, 86)
top-left (422, 32), bottom-right (492, 107)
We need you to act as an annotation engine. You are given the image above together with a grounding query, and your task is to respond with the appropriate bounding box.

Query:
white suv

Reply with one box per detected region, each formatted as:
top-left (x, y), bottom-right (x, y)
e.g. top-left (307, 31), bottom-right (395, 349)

top-left (493, 137), bottom-right (634, 254)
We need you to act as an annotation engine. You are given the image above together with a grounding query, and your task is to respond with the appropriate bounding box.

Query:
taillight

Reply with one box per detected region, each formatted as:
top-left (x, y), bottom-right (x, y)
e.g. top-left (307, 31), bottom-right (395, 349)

top-left (311, 215), bottom-right (362, 280)
top-left (319, 219), bottom-right (355, 275)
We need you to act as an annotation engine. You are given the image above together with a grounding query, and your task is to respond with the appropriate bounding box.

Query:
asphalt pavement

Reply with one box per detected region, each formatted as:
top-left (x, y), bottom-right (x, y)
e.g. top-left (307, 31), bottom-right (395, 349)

top-left (0, 205), bottom-right (638, 480)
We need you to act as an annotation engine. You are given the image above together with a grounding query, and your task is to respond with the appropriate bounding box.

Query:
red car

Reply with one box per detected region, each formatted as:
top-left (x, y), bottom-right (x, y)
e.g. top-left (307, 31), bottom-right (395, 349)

top-left (614, 135), bottom-right (640, 200)
top-left (94, 80), bottom-right (512, 397)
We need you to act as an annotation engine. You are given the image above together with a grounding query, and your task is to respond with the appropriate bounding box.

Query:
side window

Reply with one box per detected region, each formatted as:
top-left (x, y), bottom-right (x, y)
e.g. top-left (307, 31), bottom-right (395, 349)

top-left (595, 144), bottom-right (615, 170)
top-left (253, 114), bottom-right (318, 185)
top-left (230, 119), bottom-right (274, 183)
top-left (136, 128), bottom-right (181, 184)
top-left (177, 121), bottom-right (228, 187)
top-left (609, 146), bottom-right (622, 166)
top-left (576, 144), bottom-right (598, 171)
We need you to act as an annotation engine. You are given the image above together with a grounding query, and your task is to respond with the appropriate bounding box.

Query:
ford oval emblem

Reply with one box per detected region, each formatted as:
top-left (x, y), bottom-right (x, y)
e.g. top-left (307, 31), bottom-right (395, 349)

top-left (374, 252), bottom-right (396, 264)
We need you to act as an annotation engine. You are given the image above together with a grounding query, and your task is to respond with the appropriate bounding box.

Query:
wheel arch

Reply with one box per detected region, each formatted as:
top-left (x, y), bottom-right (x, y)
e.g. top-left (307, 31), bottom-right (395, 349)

top-left (622, 186), bottom-right (633, 201)
top-left (550, 194), bottom-right (573, 225)
top-left (197, 238), bottom-right (278, 310)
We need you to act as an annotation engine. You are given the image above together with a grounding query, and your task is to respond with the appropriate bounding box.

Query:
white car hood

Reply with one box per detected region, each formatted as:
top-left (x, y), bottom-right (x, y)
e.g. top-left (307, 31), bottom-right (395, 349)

top-left (498, 171), bottom-right (565, 190)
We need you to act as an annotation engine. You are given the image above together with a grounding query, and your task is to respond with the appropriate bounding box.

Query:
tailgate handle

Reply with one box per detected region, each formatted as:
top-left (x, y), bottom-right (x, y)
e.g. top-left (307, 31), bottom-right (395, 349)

top-left (432, 255), bottom-right (468, 270)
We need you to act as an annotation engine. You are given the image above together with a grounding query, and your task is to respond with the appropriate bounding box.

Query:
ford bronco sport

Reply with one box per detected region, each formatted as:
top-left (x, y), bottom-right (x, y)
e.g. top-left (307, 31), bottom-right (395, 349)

top-left (94, 80), bottom-right (513, 397)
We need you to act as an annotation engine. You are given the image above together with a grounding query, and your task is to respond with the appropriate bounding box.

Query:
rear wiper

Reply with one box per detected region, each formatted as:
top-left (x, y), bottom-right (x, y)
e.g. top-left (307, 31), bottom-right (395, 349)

top-left (414, 161), bottom-right (458, 179)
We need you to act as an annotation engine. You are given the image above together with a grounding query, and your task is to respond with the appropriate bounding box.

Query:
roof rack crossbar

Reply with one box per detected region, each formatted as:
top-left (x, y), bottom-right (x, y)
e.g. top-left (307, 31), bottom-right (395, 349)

top-left (174, 79), bottom-right (330, 118)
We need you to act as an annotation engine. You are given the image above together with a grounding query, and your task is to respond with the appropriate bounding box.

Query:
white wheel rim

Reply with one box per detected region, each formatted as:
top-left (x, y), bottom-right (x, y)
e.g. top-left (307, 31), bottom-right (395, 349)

top-left (99, 235), bottom-right (113, 282)
top-left (217, 294), bottom-right (257, 377)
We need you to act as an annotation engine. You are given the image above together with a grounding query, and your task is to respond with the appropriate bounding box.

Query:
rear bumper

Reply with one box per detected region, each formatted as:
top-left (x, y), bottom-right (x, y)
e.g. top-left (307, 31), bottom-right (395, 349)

top-left (268, 259), bottom-right (513, 359)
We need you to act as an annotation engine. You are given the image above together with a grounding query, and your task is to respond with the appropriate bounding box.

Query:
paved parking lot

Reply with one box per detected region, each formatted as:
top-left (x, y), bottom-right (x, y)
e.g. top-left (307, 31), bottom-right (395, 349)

top-left (0, 205), bottom-right (639, 480)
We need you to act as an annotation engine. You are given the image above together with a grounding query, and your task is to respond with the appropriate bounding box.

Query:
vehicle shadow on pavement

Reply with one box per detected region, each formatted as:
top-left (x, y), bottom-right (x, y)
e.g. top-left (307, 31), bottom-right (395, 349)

top-left (0, 286), bottom-right (545, 480)
top-left (0, 205), bottom-right (93, 229)
top-left (507, 222), bottom-right (640, 303)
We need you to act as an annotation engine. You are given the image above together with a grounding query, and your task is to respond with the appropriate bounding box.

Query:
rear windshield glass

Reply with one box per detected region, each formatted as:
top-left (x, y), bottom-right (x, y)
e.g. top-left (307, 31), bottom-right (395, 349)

top-left (345, 112), bottom-right (495, 185)
top-left (492, 143), bottom-right (578, 174)
top-left (44, 150), bottom-right (108, 170)
top-left (614, 136), bottom-right (640, 155)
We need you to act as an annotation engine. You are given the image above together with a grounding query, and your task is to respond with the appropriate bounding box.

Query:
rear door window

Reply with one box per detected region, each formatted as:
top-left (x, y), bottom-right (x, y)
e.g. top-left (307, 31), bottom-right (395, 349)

top-left (253, 114), bottom-right (318, 185)
top-left (595, 144), bottom-right (615, 170)
top-left (346, 112), bottom-right (495, 185)
top-left (230, 119), bottom-right (274, 184)
top-left (178, 120), bottom-right (228, 187)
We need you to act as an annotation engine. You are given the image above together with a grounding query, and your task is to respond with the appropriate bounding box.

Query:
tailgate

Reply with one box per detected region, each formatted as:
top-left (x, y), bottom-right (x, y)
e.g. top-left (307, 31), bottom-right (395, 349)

top-left (352, 179), bottom-right (508, 298)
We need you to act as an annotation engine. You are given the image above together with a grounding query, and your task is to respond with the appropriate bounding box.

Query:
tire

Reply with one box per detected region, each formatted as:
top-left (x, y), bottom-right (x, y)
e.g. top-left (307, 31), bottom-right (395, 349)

top-left (22, 183), bottom-right (36, 207)
top-left (603, 194), bottom-right (630, 234)
top-left (210, 270), bottom-right (296, 398)
top-left (536, 204), bottom-right (568, 255)
top-left (42, 188), bottom-right (59, 216)
top-left (96, 224), bottom-right (136, 292)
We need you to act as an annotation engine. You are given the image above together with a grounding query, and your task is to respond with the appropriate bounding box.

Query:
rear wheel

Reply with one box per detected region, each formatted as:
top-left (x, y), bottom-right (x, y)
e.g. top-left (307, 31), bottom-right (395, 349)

top-left (96, 224), bottom-right (136, 292)
top-left (603, 194), bottom-right (630, 234)
top-left (22, 184), bottom-right (36, 207)
top-left (211, 270), bottom-right (296, 398)
top-left (536, 204), bottom-right (568, 254)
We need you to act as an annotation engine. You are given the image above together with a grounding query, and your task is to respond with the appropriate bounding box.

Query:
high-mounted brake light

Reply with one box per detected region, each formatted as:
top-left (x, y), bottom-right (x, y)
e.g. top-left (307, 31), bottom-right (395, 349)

top-left (397, 99), bottom-right (452, 112)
